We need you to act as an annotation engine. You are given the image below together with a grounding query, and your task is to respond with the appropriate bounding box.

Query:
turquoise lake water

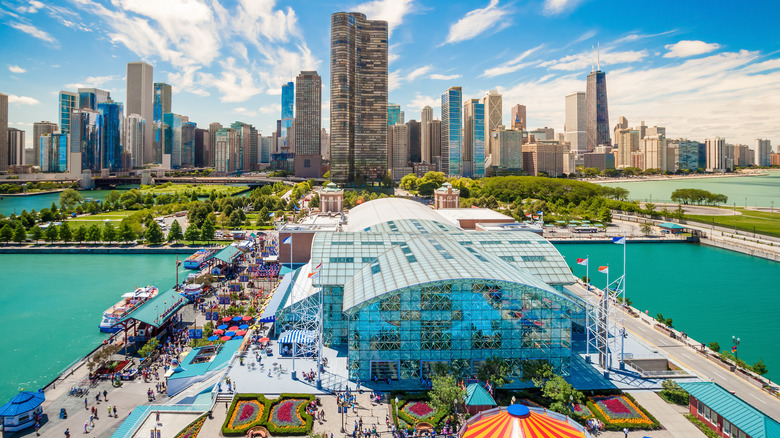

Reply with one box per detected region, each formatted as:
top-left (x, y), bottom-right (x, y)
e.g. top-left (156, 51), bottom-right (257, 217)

top-left (599, 170), bottom-right (780, 207)
top-left (0, 254), bottom-right (186, 401)
top-left (556, 242), bottom-right (780, 380)
top-left (0, 190), bottom-right (120, 216)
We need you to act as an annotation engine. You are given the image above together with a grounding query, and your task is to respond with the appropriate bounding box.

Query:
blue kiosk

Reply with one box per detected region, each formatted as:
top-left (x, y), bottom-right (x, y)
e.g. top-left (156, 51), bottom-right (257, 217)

top-left (0, 390), bottom-right (45, 432)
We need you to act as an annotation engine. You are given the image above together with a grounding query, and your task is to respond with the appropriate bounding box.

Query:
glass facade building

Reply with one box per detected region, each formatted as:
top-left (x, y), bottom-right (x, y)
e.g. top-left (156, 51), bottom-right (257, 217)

top-left (181, 121), bottom-right (196, 167)
top-left (677, 140), bottom-right (700, 171)
top-left (585, 71), bottom-right (610, 151)
top-left (464, 99), bottom-right (485, 178)
top-left (78, 88), bottom-right (110, 111)
top-left (70, 108), bottom-right (100, 173)
top-left (59, 92), bottom-right (77, 137)
top-left (97, 101), bottom-right (123, 171)
top-left (281, 82), bottom-right (294, 149)
top-left (441, 87), bottom-right (462, 177)
top-left (39, 134), bottom-right (68, 172)
top-left (153, 83), bottom-right (172, 164)
top-left (163, 113), bottom-right (183, 168)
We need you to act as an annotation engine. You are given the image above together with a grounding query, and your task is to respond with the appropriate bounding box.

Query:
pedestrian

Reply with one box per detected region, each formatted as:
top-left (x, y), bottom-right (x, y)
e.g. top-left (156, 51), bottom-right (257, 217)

top-left (34, 420), bottom-right (40, 436)
top-left (108, 406), bottom-right (112, 417)
top-left (89, 415), bottom-right (94, 427)
top-left (64, 428), bottom-right (70, 437)
top-left (623, 427), bottom-right (629, 437)
top-left (226, 401), bottom-right (229, 412)
top-left (84, 397), bottom-right (88, 409)
top-left (103, 390), bottom-right (108, 401)
top-left (113, 406), bottom-right (117, 417)
top-left (84, 422), bottom-right (89, 433)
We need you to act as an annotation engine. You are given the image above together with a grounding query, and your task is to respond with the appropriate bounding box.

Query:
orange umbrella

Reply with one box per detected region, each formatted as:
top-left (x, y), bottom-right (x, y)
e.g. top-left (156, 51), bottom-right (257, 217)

top-left (213, 329), bottom-right (224, 335)
top-left (461, 405), bottom-right (585, 438)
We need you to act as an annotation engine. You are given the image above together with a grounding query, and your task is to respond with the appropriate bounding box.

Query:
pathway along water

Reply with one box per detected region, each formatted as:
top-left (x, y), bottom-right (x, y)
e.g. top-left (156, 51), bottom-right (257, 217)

top-left (0, 253), bottom-right (186, 401)
top-left (556, 242), bottom-right (780, 381)
top-left (598, 170), bottom-right (780, 207)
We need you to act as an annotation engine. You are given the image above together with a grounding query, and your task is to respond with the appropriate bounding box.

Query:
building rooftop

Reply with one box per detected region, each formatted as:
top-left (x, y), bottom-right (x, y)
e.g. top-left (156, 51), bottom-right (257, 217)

top-left (434, 208), bottom-right (513, 225)
top-left (117, 289), bottom-right (188, 328)
top-left (346, 198), bottom-right (448, 232)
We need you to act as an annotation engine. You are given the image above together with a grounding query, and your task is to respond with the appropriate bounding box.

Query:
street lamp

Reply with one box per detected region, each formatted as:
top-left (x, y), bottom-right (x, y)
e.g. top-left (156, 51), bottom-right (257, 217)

top-left (732, 336), bottom-right (740, 361)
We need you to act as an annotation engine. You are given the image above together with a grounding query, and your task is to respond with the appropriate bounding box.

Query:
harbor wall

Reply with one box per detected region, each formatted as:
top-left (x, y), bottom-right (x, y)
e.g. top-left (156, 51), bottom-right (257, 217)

top-left (698, 238), bottom-right (780, 262)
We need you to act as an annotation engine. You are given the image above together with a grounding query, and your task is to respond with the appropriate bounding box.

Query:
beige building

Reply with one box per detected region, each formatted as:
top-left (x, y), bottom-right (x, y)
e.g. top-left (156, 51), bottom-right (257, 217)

top-left (434, 182), bottom-right (460, 209)
top-left (319, 182), bottom-right (344, 213)
top-left (616, 128), bottom-right (638, 168)
top-left (487, 125), bottom-right (523, 175)
top-left (641, 134), bottom-right (667, 171)
top-left (421, 106), bottom-right (433, 163)
top-left (389, 124), bottom-right (412, 180)
top-left (522, 141), bottom-right (566, 177)
top-left (482, 90), bottom-right (502, 162)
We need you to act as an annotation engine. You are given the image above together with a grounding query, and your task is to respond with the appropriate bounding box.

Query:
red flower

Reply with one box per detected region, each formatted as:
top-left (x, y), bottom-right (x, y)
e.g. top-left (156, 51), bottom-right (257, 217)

top-left (277, 401), bottom-right (294, 423)
top-left (601, 398), bottom-right (631, 414)
top-left (239, 404), bottom-right (256, 422)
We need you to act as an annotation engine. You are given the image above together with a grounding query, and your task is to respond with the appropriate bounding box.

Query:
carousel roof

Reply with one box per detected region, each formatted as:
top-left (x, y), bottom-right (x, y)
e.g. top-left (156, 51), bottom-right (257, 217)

top-left (460, 404), bottom-right (586, 438)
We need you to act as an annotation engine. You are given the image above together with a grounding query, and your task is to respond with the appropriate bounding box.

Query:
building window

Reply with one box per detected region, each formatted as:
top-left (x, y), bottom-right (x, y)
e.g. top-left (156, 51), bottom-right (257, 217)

top-left (521, 256), bottom-right (546, 261)
top-left (723, 420), bottom-right (731, 436)
top-left (304, 159), bottom-right (311, 168)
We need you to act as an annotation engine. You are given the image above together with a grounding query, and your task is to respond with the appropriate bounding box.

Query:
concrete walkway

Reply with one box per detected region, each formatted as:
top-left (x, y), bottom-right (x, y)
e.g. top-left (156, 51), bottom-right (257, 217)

top-left (629, 392), bottom-right (705, 438)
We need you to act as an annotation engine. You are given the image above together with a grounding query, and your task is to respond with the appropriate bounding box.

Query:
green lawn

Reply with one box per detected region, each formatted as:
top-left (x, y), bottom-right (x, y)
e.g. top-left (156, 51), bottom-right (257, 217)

top-left (139, 183), bottom-right (249, 196)
top-left (686, 208), bottom-right (780, 238)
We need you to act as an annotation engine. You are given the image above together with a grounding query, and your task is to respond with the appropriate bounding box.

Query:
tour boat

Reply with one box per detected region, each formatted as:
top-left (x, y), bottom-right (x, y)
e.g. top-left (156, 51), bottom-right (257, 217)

top-left (98, 286), bottom-right (159, 332)
top-left (183, 249), bottom-right (215, 270)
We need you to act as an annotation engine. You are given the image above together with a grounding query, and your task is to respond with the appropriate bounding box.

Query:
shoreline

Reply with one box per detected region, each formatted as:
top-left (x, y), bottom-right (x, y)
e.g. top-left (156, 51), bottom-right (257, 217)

top-left (589, 171), bottom-right (770, 184)
top-left (0, 244), bottom-right (216, 254)
top-left (0, 188), bottom-right (68, 197)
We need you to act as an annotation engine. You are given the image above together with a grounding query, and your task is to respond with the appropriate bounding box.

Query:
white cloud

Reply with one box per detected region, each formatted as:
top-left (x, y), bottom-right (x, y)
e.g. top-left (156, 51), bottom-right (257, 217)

top-left (258, 103), bottom-right (281, 114)
top-left (482, 44), bottom-right (544, 77)
top-left (233, 107), bottom-right (257, 117)
top-left (407, 93), bottom-right (440, 113)
top-left (9, 22), bottom-right (59, 46)
top-left (8, 95), bottom-right (40, 105)
top-left (664, 40), bottom-right (721, 58)
top-left (406, 65), bottom-right (433, 81)
top-left (205, 58), bottom-right (264, 103)
top-left (65, 75), bottom-right (119, 89)
top-left (388, 43), bottom-right (401, 64)
top-left (9, 65), bottom-right (26, 74)
top-left (444, 0), bottom-right (512, 45)
top-left (17, 0), bottom-right (44, 14)
top-left (389, 71), bottom-right (402, 91)
top-left (540, 49), bottom-right (648, 71)
top-left (353, 0), bottom-right (416, 36)
top-left (543, 0), bottom-right (582, 16)
top-left (429, 73), bottom-right (461, 80)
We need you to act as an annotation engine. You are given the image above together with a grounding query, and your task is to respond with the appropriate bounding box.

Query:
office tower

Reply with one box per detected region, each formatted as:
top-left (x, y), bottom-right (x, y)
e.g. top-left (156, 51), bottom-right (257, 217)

top-left (215, 128), bottom-right (236, 174)
top-left (321, 128), bottom-right (330, 161)
top-left (124, 114), bottom-right (144, 168)
top-left (755, 139), bottom-right (771, 167)
top-left (78, 88), bottom-right (110, 110)
top-left (675, 139), bottom-right (699, 171)
top-left (389, 124), bottom-right (410, 179)
top-left (59, 91), bottom-right (77, 137)
top-left (152, 82), bottom-right (172, 163)
top-left (39, 133), bottom-right (67, 172)
top-left (510, 104), bottom-right (526, 131)
top-left (441, 86), bottom-right (462, 177)
top-left (293, 71), bottom-right (322, 178)
top-left (489, 125), bottom-right (523, 175)
top-left (127, 62), bottom-right (153, 164)
top-left (181, 122), bottom-right (196, 167)
top-left (585, 66), bottom-right (610, 150)
top-left (616, 128), bottom-right (638, 168)
top-left (732, 144), bottom-right (752, 167)
top-left (427, 119), bottom-right (442, 170)
top-left (260, 136), bottom-right (273, 164)
top-left (388, 103), bottom-right (402, 126)
top-left (522, 141), bottom-right (566, 177)
top-left (33, 121), bottom-right (58, 167)
top-left (193, 128), bottom-right (207, 168)
top-left (406, 120), bottom-right (421, 163)
top-left (162, 113), bottom-right (182, 169)
top-left (229, 122), bottom-right (257, 172)
top-left (0, 93), bottom-right (7, 171)
top-left (281, 81), bottom-right (294, 150)
top-left (208, 122), bottom-right (222, 168)
top-left (463, 98), bottom-right (485, 178)
top-left (528, 127), bottom-right (554, 142)
top-left (421, 106), bottom-right (433, 162)
top-left (69, 108), bottom-right (99, 175)
top-left (330, 12), bottom-right (388, 184)
top-left (482, 91), bottom-right (502, 161)
top-left (97, 100), bottom-right (123, 171)
top-left (613, 116), bottom-right (628, 146)
top-left (641, 134), bottom-right (667, 171)
top-left (706, 137), bottom-right (726, 172)
top-left (645, 126), bottom-right (666, 138)
top-left (564, 92), bottom-right (586, 153)
top-left (7, 128), bottom-right (25, 167)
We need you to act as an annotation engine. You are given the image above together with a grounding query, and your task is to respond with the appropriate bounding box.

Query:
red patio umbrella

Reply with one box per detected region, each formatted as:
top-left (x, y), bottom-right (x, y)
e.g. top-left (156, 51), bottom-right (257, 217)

top-left (259, 337), bottom-right (270, 343)
top-left (242, 316), bottom-right (253, 321)
top-left (228, 326), bottom-right (240, 331)
top-left (236, 330), bottom-right (247, 336)
top-left (220, 336), bottom-right (232, 341)
top-left (213, 329), bottom-right (224, 335)
top-left (222, 316), bottom-right (233, 322)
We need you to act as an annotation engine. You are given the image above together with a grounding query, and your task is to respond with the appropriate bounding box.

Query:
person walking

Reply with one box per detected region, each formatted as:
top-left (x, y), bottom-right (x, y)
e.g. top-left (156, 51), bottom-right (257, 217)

top-left (84, 422), bottom-right (89, 433)
top-left (103, 390), bottom-right (108, 401)
top-left (623, 427), bottom-right (629, 437)
top-left (108, 406), bottom-right (112, 418)
top-left (113, 406), bottom-right (117, 417)
top-left (84, 397), bottom-right (88, 409)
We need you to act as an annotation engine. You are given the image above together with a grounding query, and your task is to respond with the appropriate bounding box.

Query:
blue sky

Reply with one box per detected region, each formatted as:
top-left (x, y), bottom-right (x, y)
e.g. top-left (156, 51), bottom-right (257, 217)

top-left (2, 0), bottom-right (779, 150)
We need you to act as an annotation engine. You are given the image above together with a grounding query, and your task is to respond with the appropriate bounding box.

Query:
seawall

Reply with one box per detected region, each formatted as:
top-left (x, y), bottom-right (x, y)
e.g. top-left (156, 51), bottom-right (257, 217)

top-left (699, 238), bottom-right (780, 262)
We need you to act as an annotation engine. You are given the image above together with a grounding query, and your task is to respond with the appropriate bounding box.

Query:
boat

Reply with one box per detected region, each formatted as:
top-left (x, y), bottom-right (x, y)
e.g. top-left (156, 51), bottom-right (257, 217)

top-left (98, 286), bottom-right (159, 332)
top-left (183, 249), bottom-right (216, 270)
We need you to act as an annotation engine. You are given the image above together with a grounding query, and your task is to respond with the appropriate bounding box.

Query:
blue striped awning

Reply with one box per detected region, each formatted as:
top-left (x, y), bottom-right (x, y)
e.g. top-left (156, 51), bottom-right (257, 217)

top-left (277, 330), bottom-right (316, 344)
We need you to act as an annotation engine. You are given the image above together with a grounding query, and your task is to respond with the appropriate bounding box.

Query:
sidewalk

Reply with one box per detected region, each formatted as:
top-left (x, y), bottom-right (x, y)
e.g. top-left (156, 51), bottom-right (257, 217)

top-left (628, 391), bottom-right (705, 438)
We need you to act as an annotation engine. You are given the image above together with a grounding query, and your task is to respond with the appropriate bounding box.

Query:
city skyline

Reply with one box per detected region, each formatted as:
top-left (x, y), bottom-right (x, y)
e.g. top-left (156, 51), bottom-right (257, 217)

top-left (1, 0), bottom-right (779, 150)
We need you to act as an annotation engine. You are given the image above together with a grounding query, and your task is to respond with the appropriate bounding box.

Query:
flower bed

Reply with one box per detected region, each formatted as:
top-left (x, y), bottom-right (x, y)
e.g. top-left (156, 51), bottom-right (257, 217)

top-left (265, 393), bottom-right (315, 436)
top-left (392, 393), bottom-right (449, 430)
top-left (402, 401), bottom-right (436, 421)
top-left (587, 394), bottom-right (659, 430)
top-left (571, 402), bottom-right (593, 418)
top-left (221, 394), bottom-right (271, 436)
top-left (174, 413), bottom-right (208, 438)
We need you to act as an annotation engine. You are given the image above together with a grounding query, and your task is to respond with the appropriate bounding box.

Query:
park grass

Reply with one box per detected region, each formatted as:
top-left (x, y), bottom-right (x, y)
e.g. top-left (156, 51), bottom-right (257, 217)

top-left (139, 183), bottom-right (249, 196)
top-left (686, 208), bottom-right (780, 238)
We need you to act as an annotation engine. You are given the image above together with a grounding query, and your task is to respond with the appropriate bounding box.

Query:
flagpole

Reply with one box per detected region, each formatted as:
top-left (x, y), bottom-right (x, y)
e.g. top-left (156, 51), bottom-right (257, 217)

top-left (606, 264), bottom-right (610, 370)
top-left (585, 255), bottom-right (590, 357)
top-left (622, 231), bottom-right (626, 366)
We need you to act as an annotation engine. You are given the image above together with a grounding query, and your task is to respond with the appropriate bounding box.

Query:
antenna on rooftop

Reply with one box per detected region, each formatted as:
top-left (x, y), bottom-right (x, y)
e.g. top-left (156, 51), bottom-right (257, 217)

top-left (591, 45), bottom-right (595, 71)
top-left (597, 42), bottom-right (600, 70)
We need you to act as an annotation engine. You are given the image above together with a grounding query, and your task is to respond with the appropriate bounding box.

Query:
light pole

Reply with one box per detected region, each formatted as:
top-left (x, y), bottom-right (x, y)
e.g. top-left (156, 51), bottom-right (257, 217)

top-left (732, 336), bottom-right (740, 361)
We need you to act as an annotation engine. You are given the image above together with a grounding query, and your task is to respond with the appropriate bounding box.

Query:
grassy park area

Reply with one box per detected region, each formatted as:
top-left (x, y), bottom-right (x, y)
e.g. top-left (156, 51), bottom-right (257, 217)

top-left (686, 208), bottom-right (780, 238)
top-left (67, 211), bottom-right (135, 228)
top-left (139, 183), bottom-right (249, 196)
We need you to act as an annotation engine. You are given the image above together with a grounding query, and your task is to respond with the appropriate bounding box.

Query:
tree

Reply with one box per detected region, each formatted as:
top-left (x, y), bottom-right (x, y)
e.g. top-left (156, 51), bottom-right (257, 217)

top-left (138, 337), bottom-right (160, 358)
top-left (59, 189), bottom-right (83, 211)
top-left (119, 222), bottom-right (137, 243)
top-left (145, 221), bottom-right (164, 244)
top-left (476, 356), bottom-right (513, 387)
top-left (13, 223), bottom-right (26, 243)
top-left (308, 194), bottom-right (319, 209)
top-left (86, 224), bottom-right (102, 242)
top-left (184, 225), bottom-right (200, 243)
top-left (708, 342), bottom-right (721, 353)
top-left (31, 225), bottom-right (43, 243)
top-left (45, 224), bottom-right (59, 242)
top-left (201, 218), bottom-right (215, 242)
top-left (540, 375), bottom-right (584, 415)
top-left (523, 360), bottom-right (555, 387)
top-left (39, 208), bottom-right (54, 223)
top-left (400, 174), bottom-right (418, 191)
top-left (640, 222), bottom-right (653, 236)
top-left (420, 171), bottom-right (446, 186)
top-left (168, 219), bottom-right (183, 242)
top-left (655, 313), bottom-right (673, 328)
top-left (228, 211), bottom-right (242, 227)
top-left (73, 226), bottom-right (86, 243)
top-left (103, 222), bottom-right (117, 243)
top-left (59, 222), bottom-right (72, 242)
top-left (418, 181), bottom-right (438, 197)
top-left (597, 206), bottom-right (612, 223)
top-left (752, 359), bottom-right (769, 375)
top-left (429, 375), bottom-right (464, 414)
top-left (0, 224), bottom-right (12, 243)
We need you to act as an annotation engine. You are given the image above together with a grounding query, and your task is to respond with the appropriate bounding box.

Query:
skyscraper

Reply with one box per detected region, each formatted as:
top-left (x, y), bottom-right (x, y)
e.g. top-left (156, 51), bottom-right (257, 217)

top-left (215, 128), bottom-right (236, 174)
top-left (428, 119), bottom-right (442, 170)
top-left (163, 113), bottom-right (182, 169)
top-left (441, 87), bottom-right (462, 177)
top-left (33, 121), bottom-right (58, 167)
top-left (406, 120), bottom-right (421, 163)
top-left (755, 139), bottom-right (771, 167)
top-left (97, 100), bottom-right (123, 171)
top-left (421, 106), bottom-right (433, 162)
top-left (613, 116), bottom-right (628, 147)
top-left (706, 137), bottom-right (727, 172)
top-left (482, 90), bottom-right (502, 162)
top-left (388, 103), bottom-right (402, 126)
top-left (124, 114), bottom-right (144, 168)
top-left (330, 12), bottom-right (388, 184)
top-left (294, 71), bottom-right (322, 178)
top-left (230, 122), bottom-right (257, 173)
top-left (181, 121), bottom-right (196, 167)
top-left (616, 128), bottom-right (638, 168)
top-left (389, 124), bottom-right (409, 179)
top-left (78, 88), bottom-right (110, 110)
top-left (208, 122), bottom-right (222, 168)
top-left (564, 92), bottom-right (586, 153)
top-left (281, 81), bottom-right (294, 150)
top-left (7, 128), bottom-right (24, 167)
top-left (69, 107), bottom-right (100, 175)
top-left (463, 98), bottom-right (485, 178)
top-left (510, 104), bottom-right (526, 131)
top-left (0, 93), bottom-right (8, 172)
top-left (152, 83), bottom-right (172, 164)
top-left (194, 128), bottom-right (208, 168)
top-left (321, 128), bottom-right (330, 162)
top-left (127, 62), bottom-right (153, 164)
top-left (59, 91), bottom-right (77, 137)
top-left (586, 68), bottom-right (610, 151)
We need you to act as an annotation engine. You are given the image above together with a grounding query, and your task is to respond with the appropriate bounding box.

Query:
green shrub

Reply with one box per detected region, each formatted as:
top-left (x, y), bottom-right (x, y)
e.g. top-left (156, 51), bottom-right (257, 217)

top-left (391, 392), bottom-right (450, 430)
top-left (685, 414), bottom-right (720, 438)
top-left (660, 380), bottom-right (689, 406)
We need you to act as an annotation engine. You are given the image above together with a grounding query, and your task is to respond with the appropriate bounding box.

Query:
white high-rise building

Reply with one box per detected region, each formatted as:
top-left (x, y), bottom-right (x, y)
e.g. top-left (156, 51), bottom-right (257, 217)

top-left (421, 106), bottom-right (433, 163)
top-left (564, 92), bottom-right (586, 153)
top-left (126, 62), bottom-right (153, 164)
top-left (124, 114), bottom-right (145, 168)
top-left (481, 90), bottom-right (502, 163)
top-left (706, 137), bottom-right (727, 172)
top-left (755, 138), bottom-right (771, 167)
top-left (641, 134), bottom-right (667, 171)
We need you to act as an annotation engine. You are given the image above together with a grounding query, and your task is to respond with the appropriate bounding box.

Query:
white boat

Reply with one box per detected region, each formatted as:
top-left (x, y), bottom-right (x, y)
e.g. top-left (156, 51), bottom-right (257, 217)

top-left (98, 286), bottom-right (159, 333)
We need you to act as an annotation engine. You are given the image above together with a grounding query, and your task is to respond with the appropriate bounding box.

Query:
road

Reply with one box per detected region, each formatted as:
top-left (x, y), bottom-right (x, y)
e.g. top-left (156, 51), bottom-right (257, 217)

top-left (569, 281), bottom-right (780, 422)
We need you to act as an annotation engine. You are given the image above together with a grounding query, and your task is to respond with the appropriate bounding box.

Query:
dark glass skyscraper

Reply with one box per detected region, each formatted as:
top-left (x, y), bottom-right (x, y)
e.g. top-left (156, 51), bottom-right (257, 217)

top-left (97, 100), bottom-right (123, 171)
top-left (330, 12), bottom-right (388, 184)
top-left (585, 70), bottom-right (610, 151)
top-left (153, 83), bottom-right (172, 164)
top-left (294, 71), bottom-right (322, 178)
top-left (441, 87), bottom-right (462, 177)
top-left (281, 81), bottom-right (294, 150)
